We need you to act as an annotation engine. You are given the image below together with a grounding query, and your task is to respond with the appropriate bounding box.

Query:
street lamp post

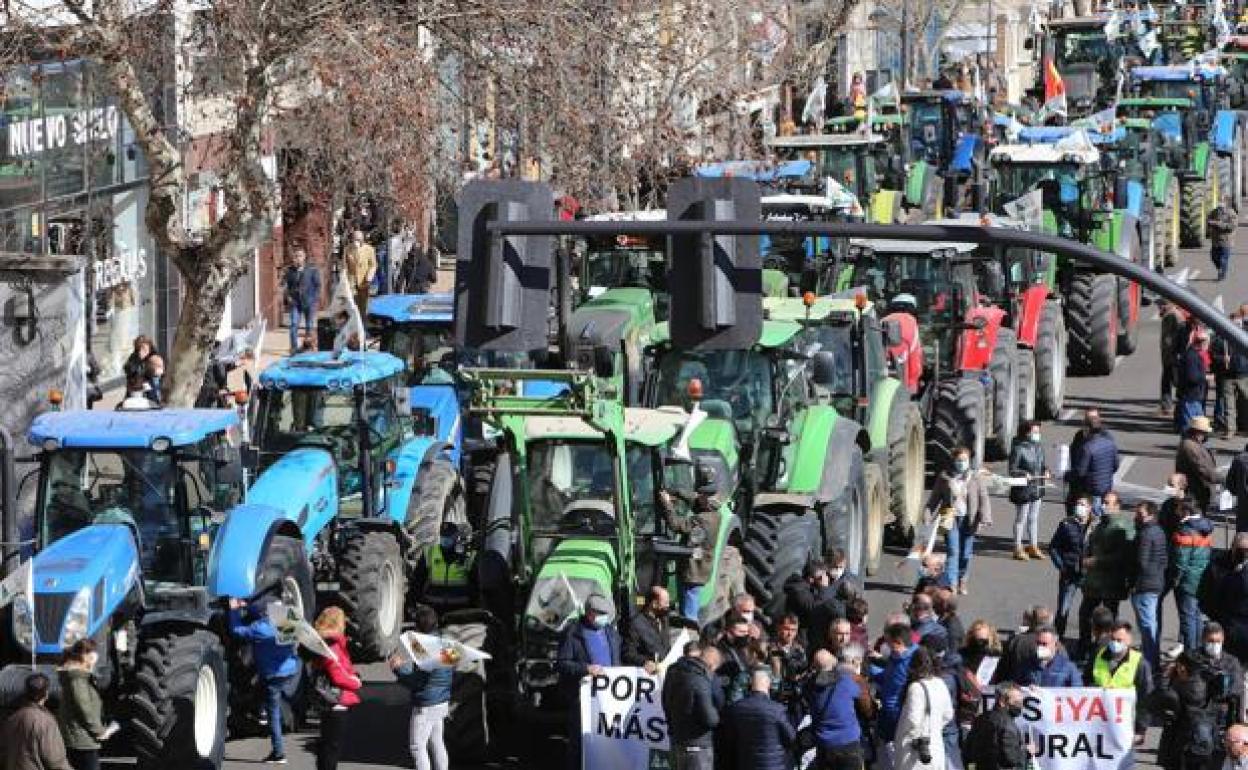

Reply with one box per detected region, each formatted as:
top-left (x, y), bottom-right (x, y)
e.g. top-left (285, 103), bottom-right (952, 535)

top-left (901, 1), bottom-right (909, 90)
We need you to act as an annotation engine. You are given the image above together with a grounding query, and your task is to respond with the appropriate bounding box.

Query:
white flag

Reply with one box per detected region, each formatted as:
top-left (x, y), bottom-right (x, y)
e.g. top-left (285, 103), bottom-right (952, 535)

top-left (0, 560), bottom-right (31, 610)
top-left (329, 275), bottom-right (366, 356)
top-left (801, 76), bottom-right (827, 127)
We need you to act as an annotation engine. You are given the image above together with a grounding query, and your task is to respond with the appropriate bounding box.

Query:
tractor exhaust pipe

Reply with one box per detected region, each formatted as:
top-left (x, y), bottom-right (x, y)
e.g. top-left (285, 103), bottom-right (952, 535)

top-left (0, 428), bottom-right (18, 577)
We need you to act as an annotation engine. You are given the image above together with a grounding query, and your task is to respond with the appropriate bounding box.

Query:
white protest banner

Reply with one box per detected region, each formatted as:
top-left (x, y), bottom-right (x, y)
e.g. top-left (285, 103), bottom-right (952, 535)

top-left (1014, 687), bottom-right (1136, 769)
top-left (580, 667), bottom-right (668, 770)
top-left (266, 601), bottom-right (335, 658)
top-left (398, 630), bottom-right (491, 672)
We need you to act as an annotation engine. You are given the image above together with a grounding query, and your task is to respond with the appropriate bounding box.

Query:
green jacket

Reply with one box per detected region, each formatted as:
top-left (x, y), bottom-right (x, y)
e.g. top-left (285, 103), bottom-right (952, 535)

top-left (1083, 513), bottom-right (1137, 601)
top-left (1170, 517), bottom-right (1215, 596)
top-left (57, 668), bottom-right (108, 751)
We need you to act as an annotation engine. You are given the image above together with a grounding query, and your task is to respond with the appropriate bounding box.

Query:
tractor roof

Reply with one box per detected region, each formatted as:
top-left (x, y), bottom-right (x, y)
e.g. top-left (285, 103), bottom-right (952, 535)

top-left (768, 133), bottom-right (884, 149)
top-left (901, 89), bottom-right (967, 103)
top-left (1131, 64), bottom-right (1225, 81)
top-left (521, 406), bottom-right (693, 447)
top-left (764, 295), bottom-right (872, 323)
top-left (1020, 124), bottom-right (1127, 145)
top-left (583, 209), bottom-right (667, 221)
top-left (989, 143), bottom-right (1100, 165)
top-left (1118, 96), bottom-right (1193, 109)
top-left (695, 160), bottom-right (813, 180)
top-left (761, 193), bottom-right (851, 211)
top-left (652, 320), bottom-right (803, 349)
top-left (849, 238), bottom-right (977, 255)
top-left (259, 351), bottom-right (405, 389)
top-left (29, 408), bottom-right (240, 450)
top-left (1046, 16), bottom-right (1113, 28)
top-left (367, 293), bottom-right (454, 325)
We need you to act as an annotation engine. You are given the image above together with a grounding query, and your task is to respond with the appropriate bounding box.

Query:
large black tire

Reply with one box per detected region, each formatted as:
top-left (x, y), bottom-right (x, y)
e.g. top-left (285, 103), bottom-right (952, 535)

top-left (465, 456), bottom-right (496, 533)
top-left (1035, 300), bottom-right (1066, 419)
top-left (1017, 349), bottom-right (1036, 423)
top-left (927, 378), bottom-right (987, 471)
top-left (408, 460), bottom-right (466, 565)
top-left (884, 394), bottom-right (925, 543)
top-left (824, 448), bottom-right (868, 577)
top-left (440, 619), bottom-right (492, 763)
top-left (130, 629), bottom-right (228, 770)
top-left (1066, 273), bottom-right (1117, 376)
top-left (1218, 155), bottom-right (1234, 213)
top-left (1180, 177), bottom-right (1208, 247)
top-left (863, 463), bottom-right (887, 576)
top-left (987, 328), bottom-right (1019, 460)
top-left (743, 510), bottom-right (821, 620)
top-left (339, 530), bottom-right (406, 660)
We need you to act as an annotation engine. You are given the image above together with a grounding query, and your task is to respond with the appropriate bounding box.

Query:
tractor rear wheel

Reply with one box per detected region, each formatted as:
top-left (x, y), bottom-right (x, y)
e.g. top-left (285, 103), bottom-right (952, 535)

top-left (863, 463), bottom-right (887, 576)
top-left (1180, 177), bottom-right (1208, 247)
top-left (131, 629), bottom-right (228, 770)
top-left (408, 460), bottom-right (465, 566)
top-left (339, 530), bottom-right (406, 660)
top-left (1017, 349), bottom-right (1037, 423)
top-left (743, 511), bottom-right (822, 620)
top-left (927, 378), bottom-right (987, 472)
top-left (885, 394), bottom-right (925, 544)
top-left (1066, 273), bottom-right (1117, 376)
top-left (1035, 300), bottom-right (1066, 419)
top-left (1219, 155), bottom-right (1234, 212)
top-left (987, 328), bottom-right (1020, 460)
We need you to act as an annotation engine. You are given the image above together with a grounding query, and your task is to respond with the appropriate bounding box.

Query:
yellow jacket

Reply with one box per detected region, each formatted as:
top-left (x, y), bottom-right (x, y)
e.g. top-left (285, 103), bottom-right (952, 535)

top-left (344, 242), bottom-right (377, 287)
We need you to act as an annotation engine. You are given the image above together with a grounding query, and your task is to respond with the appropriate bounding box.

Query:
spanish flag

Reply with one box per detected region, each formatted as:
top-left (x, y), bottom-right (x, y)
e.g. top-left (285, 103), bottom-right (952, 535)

top-left (1043, 57), bottom-right (1068, 118)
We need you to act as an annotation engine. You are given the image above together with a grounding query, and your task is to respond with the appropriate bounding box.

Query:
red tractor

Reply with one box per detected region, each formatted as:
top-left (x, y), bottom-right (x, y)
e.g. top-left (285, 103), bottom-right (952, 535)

top-left (930, 214), bottom-right (1068, 422)
top-left (844, 239), bottom-right (1019, 469)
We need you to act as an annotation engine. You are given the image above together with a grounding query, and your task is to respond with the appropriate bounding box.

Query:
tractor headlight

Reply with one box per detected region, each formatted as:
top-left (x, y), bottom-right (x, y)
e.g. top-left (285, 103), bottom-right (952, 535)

top-left (41, 438), bottom-right (60, 451)
top-left (150, 437), bottom-right (171, 452)
top-left (12, 595), bottom-right (33, 650)
top-left (60, 586), bottom-right (92, 647)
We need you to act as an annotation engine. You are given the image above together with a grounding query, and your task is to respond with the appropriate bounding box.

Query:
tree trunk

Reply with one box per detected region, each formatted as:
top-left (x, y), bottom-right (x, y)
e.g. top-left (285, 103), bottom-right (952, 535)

top-left (166, 266), bottom-right (232, 407)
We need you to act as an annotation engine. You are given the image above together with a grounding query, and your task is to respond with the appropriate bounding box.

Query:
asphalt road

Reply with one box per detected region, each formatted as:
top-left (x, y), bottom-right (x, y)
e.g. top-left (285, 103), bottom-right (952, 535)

top-left (94, 231), bottom-right (1248, 769)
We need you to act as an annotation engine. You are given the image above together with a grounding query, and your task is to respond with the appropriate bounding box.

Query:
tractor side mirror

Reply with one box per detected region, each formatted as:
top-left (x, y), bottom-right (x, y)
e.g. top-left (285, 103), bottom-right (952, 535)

top-left (811, 351), bottom-right (838, 387)
top-left (883, 319), bottom-right (903, 348)
top-left (1024, 37), bottom-right (1034, 50)
top-left (592, 346), bottom-right (615, 379)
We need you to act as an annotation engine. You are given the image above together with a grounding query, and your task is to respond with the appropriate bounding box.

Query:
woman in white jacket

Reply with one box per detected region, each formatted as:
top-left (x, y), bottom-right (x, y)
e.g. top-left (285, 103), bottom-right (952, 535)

top-left (894, 647), bottom-right (955, 770)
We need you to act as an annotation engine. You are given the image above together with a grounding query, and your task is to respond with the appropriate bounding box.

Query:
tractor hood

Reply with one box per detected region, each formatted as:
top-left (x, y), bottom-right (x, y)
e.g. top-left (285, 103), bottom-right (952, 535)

top-left (27, 524), bottom-right (139, 652)
top-left (523, 539), bottom-right (618, 634)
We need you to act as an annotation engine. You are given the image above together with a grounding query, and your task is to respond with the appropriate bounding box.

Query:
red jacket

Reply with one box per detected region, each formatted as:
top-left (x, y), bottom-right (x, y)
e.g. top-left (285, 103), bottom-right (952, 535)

top-left (317, 634), bottom-right (362, 707)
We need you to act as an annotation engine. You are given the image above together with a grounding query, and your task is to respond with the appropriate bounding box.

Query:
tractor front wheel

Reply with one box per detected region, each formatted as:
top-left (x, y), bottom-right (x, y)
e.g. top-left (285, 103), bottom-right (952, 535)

top-left (131, 629), bottom-right (229, 770)
top-left (927, 378), bottom-right (987, 472)
top-left (1017, 349), bottom-right (1037, 424)
top-left (743, 511), bottom-right (821, 620)
top-left (1035, 300), bottom-right (1066, 419)
top-left (885, 395), bottom-right (925, 545)
top-left (863, 463), bottom-right (888, 576)
top-left (339, 530), bottom-right (407, 660)
top-left (1066, 273), bottom-right (1117, 376)
top-left (987, 328), bottom-right (1020, 460)
top-left (1180, 178), bottom-right (1208, 247)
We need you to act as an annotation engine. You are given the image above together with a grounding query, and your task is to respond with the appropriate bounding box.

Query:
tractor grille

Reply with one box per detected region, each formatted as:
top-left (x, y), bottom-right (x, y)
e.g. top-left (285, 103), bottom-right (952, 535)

top-left (34, 592), bottom-right (74, 645)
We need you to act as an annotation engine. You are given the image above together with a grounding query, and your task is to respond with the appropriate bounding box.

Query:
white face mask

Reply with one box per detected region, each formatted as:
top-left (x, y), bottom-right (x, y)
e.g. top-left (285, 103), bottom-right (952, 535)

top-left (1164, 485), bottom-right (1182, 498)
top-left (740, 611), bottom-right (754, 623)
top-left (829, 567), bottom-right (846, 581)
top-left (1206, 641), bottom-right (1224, 658)
top-left (1036, 645), bottom-right (1054, 662)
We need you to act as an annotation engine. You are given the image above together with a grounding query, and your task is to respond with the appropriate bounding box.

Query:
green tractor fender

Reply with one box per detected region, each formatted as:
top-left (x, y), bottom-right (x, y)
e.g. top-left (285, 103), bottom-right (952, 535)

top-left (1191, 142), bottom-right (1212, 179)
top-left (784, 406), bottom-right (870, 501)
top-left (1151, 165), bottom-right (1174, 203)
top-left (865, 377), bottom-right (904, 451)
top-left (904, 160), bottom-right (930, 209)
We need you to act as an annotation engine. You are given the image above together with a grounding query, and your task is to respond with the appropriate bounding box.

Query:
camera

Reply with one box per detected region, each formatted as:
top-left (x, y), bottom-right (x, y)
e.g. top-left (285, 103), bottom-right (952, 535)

top-left (910, 737), bottom-right (933, 764)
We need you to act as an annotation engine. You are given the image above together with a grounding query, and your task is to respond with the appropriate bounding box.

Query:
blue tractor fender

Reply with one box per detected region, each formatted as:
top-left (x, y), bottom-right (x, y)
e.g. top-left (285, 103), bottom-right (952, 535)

top-left (1124, 179), bottom-right (1146, 219)
top-left (247, 448), bottom-right (338, 539)
top-left (25, 525), bottom-right (140, 655)
top-left (950, 134), bottom-right (980, 176)
top-left (1212, 110), bottom-right (1239, 154)
top-left (384, 436), bottom-right (448, 526)
top-left (207, 504), bottom-right (305, 600)
top-left (409, 384), bottom-right (462, 467)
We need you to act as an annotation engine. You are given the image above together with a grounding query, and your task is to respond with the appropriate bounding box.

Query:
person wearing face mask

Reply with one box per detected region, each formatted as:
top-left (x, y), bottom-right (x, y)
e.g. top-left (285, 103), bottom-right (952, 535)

top-left (557, 592), bottom-right (621, 769)
top-left (1132, 501), bottom-right (1170, 671)
top-left (623, 586), bottom-right (674, 674)
top-left (1066, 409), bottom-right (1119, 517)
top-left (965, 684), bottom-right (1029, 770)
top-left (57, 639), bottom-right (117, 770)
top-left (825, 547), bottom-right (863, 602)
top-left (868, 622), bottom-right (918, 768)
top-left (1086, 621), bottom-right (1153, 739)
top-left (1171, 501), bottom-right (1216, 652)
top-left (994, 605), bottom-right (1051, 685)
top-left (1050, 497), bottom-right (1091, 638)
top-left (909, 593), bottom-right (948, 648)
top-left (1154, 651), bottom-right (1219, 770)
top-left (716, 615), bottom-right (764, 705)
top-left (1078, 494), bottom-right (1135, 661)
top-left (420, 521), bottom-right (476, 610)
top-left (1008, 420), bottom-right (1050, 561)
top-left (1177, 416), bottom-right (1225, 512)
top-left (956, 622), bottom-right (1001, 738)
top-left (1017, 626), bottom-right (1082, 687)
top-left (924, 446), bottom-right (992, 596)
top-left (1194, 622), bottom-right (1244, 733)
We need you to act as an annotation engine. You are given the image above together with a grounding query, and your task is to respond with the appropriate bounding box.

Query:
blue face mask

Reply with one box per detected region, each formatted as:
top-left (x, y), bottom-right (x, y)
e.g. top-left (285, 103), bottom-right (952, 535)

top-left (954, 460), bottom-right (970, 474)
top-left (593, 614), bottom-right (611, 629)
top-left (439, 537), bottom-right (456, 551)
top-left (149, 376), bottom-right (162, 388)
top-left (1107, 640), bottom-right (1126, 656)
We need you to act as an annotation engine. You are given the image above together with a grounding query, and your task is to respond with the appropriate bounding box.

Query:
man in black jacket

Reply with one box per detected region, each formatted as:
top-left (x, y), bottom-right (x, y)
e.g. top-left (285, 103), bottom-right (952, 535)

top-left (1227, 444), bottom-right (1248, 533)
top-left (1049, 500), bottom-right (1090, 638)
top-left (967, 683), bottom-right (1030, 769)
top-left (663, 643), bottom-right (723, 770)
top-left (623, 586), bottom-right (673, 673)
top-left (557, 592), bottom-right (621, 769)
top-left (1131, 501), bottom-right (1169, 671)
top-left (784, 559), bottom-right (845, 650)
top-left (718, 668), bottom-right (795, 770)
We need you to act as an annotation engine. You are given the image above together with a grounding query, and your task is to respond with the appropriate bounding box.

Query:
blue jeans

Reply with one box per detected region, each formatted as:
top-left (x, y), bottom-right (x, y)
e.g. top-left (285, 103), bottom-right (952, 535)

top-left (943, 722), bottom-right (964, 770)
top-left (1176, 587), bottom-right (1204, 653)
top-left (265, 675), bottom-right (295, 756)
top-left (289, 305), bottom-right (316, 351)
top-left (1213, 244), bottom-right (1230, 279)
top-left (1055, 574), bottom-right (1081, 638)
top-left (943, 518), bottom-right (976, 587)
top-left (681, 584), bottom-right (703, 622)
top-left (1131, 591), bottom-right (1161, 669)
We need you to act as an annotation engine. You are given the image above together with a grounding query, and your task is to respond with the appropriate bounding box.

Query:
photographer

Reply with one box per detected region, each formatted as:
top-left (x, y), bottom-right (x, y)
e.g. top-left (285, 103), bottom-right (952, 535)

top-left (766, 614), bottom-right (806, 719)
top-left (894, 647), bottom-right (953, 770)
top-left (1194, 623), bottom-right (1245, 730)
top-left (1153, 651), bottom-right (1218, 770)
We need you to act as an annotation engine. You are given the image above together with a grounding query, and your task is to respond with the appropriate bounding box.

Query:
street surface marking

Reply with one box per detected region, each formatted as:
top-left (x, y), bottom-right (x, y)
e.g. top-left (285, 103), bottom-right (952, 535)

top-left (1113, 456), bottom-right (1136, 485)
top-left (1058, 408), bottom-right (1078, 422)
top-left (1215, 295), bottom-right (1225, 312)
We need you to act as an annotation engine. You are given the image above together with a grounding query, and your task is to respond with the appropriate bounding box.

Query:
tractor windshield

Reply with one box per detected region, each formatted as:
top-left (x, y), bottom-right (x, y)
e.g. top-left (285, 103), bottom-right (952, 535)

top-left (851, 253), bottom-right (960, 327)
top-left (39, 449), bottom-right (186, 582)
top-left (993, 163), bottom-right (1082, 207)
top-left (808, 325), bottom-right (856, 396)
top-left (655, 349), bottom-right (775, 427)
top-left (1055, 31), bottom-right (1113, 67)
top-left (908, 101), bottom-right (948, 161)
top-left (583, 247), bottom-right (666, 294)
top-left (526, 439), bottom-right (618, 533)
top-left (381, 326), bottom-right (454, 385)
top-left (1135, 78), bottom-right (1201, 104)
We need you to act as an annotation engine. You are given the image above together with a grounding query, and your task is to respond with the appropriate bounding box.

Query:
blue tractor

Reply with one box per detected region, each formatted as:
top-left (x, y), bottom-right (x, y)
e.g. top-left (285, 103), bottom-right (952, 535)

top-left (250, 350), bottom-right (463, 659)
top-left (0, 408), bottom-right (330, 768)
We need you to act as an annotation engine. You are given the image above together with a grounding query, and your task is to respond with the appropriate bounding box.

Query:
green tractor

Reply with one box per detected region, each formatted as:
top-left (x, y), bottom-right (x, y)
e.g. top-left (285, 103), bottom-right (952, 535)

top-left (765, 294), bottom-right (926, 552)
top-left (1091, 113), bottom-right (1183, 268)
top-left (989, 133), bottom-right (1145, 375)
